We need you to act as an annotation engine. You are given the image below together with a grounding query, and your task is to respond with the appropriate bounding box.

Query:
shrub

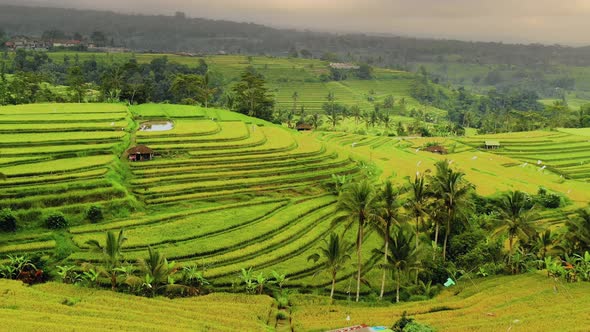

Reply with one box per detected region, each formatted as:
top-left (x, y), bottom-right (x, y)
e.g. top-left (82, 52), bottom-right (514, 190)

top-left (0, 208), bottom-right (17, 232)
top-left (535, 193), bottom-right (561, 209)
top-left (393, 311), bottom-right (436, 332)
top-left (404, 322), bottom-right (436, 332)
top-left (276, 310), bottom-right (289, 320)
top-left (393, 311), bottom-right (414, 332)
top-left (45, 213), bottom-right (68, 229)
top-left (86, 205), bottom-right (104, 223)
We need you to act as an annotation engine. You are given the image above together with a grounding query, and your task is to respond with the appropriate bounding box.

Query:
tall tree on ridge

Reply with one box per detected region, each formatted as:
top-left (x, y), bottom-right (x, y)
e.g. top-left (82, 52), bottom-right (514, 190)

top-left (336, 180), bottom-right (378, 302)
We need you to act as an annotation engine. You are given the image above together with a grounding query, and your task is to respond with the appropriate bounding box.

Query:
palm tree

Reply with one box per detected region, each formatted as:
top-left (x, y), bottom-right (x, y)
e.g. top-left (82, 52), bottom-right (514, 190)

top-left (291, 91), bottom-right (299, 112)
top-left (309, 113), bottom-right (321, 129)
top-left (564, 208), bottom-right (590, 255)
top-left (376, 181), bottom-right (402, 299)
top-left (376, 225), bottom-right (419, 303)
top-left (199, 73), bottom-right (217, 108)
top-left (493, 190), bottom-right (537, 265)
top-left (350, 105), bottom-right (362, 125)
top-left (326, 108), bottom-right (340, 129)
top-left (532, 229), bottom-right (558, 261)
top-left (141, 247), bottom-right (175, 287)
top-left (407, 175), bottom-right (430, 249)
top-left (381, 111), bottom-right (391, 130)
top-left (85, 230), bottom-right (127, 291)
top-left (430, 160), bottom-right (474, 260)
top-left (286, 110), bottom-right (295, 128)
top-left (307, 233), bottom-right (353, 300)
top-left (336, 180), bottom-right (379, 302)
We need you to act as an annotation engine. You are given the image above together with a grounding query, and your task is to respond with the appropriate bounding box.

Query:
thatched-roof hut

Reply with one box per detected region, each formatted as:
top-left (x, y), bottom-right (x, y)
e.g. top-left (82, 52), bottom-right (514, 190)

top-left (423, 145), bottom-right (447, 154)
top-left (126, 145), bottom-right (154, 161)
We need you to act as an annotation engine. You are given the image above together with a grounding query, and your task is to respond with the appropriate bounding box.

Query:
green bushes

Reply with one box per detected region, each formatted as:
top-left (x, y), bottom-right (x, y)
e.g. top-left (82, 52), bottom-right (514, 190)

top-left (45, 213), bottom-right (68, 229)
top-left (86, 205), bottom-right (103, 223)
top-left (393, 311), bottom-right (436, 332)
top-left (534, 187), bottom-right (562, 209)
top-left (0, 208), bottom-right (17, 232)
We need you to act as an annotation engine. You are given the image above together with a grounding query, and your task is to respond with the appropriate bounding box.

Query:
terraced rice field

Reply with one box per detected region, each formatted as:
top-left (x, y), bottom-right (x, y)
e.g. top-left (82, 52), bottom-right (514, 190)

top-left (1, 103), bottom-right (365, 288)
top-left (0, 104), bottom-right (135, 227)
top-left (459, 131), bottom-right (590, 182)
top-left (314, 131), bottom-right (590, 203)
top-left (2, 102), bottom-right (588, 302)
top-left (0, 279), bottom-right (275, 331)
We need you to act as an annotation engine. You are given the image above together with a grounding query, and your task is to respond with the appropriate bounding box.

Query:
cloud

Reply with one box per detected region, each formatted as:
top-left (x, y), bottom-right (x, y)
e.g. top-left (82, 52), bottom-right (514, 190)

top-left (11, 0), bottom-right (590, 45)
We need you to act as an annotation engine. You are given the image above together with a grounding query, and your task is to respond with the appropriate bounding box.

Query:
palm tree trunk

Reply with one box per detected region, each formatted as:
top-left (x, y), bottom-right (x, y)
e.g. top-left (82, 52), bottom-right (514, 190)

top-left (396, 268), bottom-right (400, 303)
top-left (433, 222), bottom-right (439, 259)
top-left (111, 272), bottom-right (116, 291)
top-left (379, 231), bottom-right (388, 299)
top-left (443, 219), bottom-right (450, 261)
top-left (356, 222), bottom-right (363, 302)
top-left (415, 216), bottom-right (420, 249)
top-left (508, 235), bottom-right (514, 267)
top-left (330, 274), bottom-right (336, 300)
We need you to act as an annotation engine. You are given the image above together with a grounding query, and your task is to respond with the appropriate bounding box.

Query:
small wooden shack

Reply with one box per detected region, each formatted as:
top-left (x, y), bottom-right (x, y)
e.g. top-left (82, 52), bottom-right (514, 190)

top-left (423, 145), bottom-right (447, 154)
top-left (296, 123), bottom-right (313, 131)
top-left (484, 140), bottom-right (501, 149)
top-left (127, 145), bottom-right (154, 162)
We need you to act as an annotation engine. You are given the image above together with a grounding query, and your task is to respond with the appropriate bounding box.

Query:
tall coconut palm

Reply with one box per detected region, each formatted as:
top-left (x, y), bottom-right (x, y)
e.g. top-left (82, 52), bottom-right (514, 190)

top-left (199, 73), bottom-right (217, 108)
top-left (336, 180), bottom-right (379, 302)
top-left (85, 230), bottom-right (127, 291)
top-left (564, 208), bottom-right (590, 255)
top-left (493, 190), bottom-right (537, 265)
top-left (307, 232), bottom-right (354, 300)
top-left (532, 229), bottom-right (558, 261)
top-left (291, 91), bottom-right (299, 112)
top-left (407, 175), bottom-right (431, 249)
top-left (376, 181), bottom-right (402, 299)
top-left (430, 160), bottom-right (474, 261)
top-left (375, 225), bottom-right (420, 303)
top-left (309, 113), bottom-right (321, 129)
top-left (350, 105), bottom-right (362, 125)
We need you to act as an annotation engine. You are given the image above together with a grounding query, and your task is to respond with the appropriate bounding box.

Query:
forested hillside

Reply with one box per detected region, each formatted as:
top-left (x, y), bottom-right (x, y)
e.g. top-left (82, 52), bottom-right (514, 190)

top-left (2, 4), bottom-right (590, 68)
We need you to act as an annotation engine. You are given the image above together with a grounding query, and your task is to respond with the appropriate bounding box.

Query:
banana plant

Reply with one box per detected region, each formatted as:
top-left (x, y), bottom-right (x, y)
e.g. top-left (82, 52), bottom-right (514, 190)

top-left (56, 265), bottom-right (78, 284)
top-left (239, 267), bottom-right (257, 294)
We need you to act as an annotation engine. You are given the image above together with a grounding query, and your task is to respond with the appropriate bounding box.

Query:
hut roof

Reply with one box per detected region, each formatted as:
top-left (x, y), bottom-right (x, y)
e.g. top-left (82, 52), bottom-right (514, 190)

top-left (485, 140), bottom-right (501, 146)
top-left (423, 145), bottom-right (447, 154)
top-left (296, 123), bottom-right (313, 130)
top-left (126, 145), bottom-right (153, 155)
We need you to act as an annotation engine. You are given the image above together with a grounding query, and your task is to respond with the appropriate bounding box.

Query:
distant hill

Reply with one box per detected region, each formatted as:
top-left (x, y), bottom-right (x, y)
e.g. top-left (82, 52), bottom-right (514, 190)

top-left (2, 4), bottom-right (590, 67)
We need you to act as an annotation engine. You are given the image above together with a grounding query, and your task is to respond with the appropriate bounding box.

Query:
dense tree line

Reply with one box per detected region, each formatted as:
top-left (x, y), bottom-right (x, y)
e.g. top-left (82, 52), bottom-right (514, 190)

top-left (409, 67), bottom-right (589, 133)
top-left (2, 4), bottom-right (590, 68)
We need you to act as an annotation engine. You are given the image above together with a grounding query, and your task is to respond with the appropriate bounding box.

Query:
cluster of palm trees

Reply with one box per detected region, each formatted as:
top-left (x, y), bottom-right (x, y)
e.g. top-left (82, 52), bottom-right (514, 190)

top-left (308, 160), bottom-right (474, 302)
top-left (307, 159), bottom-right (590, 302)
top-left (277, 91), bottom-right (418, 133)
top-left (55, 230), bottom-right (209, 297)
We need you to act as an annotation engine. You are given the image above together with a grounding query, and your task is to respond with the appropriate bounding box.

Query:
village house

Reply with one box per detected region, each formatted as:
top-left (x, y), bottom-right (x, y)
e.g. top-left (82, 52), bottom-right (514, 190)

top-left (126, 145), bottom-right (154, 162)
top-left (423, 145), bottom-right (448, 154)
top-left (484, 140), bottom-right (501, 149)
top-left (296, 123), bottom-right (313, 131)
top-left (51, 39), bottom-right (82, 48)
top-left (5, 37), bottom-right (50, 51)
top-left (329, 62), bottom-right (360, 70)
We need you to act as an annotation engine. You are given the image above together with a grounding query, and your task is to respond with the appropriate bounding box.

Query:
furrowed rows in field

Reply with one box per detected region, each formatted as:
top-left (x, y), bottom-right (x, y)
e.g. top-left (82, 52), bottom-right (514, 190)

top-left (0, 104), bottom-right (134, 224)
top-left (0, 279), bottom-right (275, 331)
top-left (69, 196), bottom-right (347, 286)
top-left (459, 131), bottom-right (590, 181)
top-left (129, 120), bottom-right (360, 205)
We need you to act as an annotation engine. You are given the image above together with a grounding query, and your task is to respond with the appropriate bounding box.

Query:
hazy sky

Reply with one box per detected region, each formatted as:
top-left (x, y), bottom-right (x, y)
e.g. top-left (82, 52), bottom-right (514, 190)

top-left (14, 0), bottom-right (590, 45)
